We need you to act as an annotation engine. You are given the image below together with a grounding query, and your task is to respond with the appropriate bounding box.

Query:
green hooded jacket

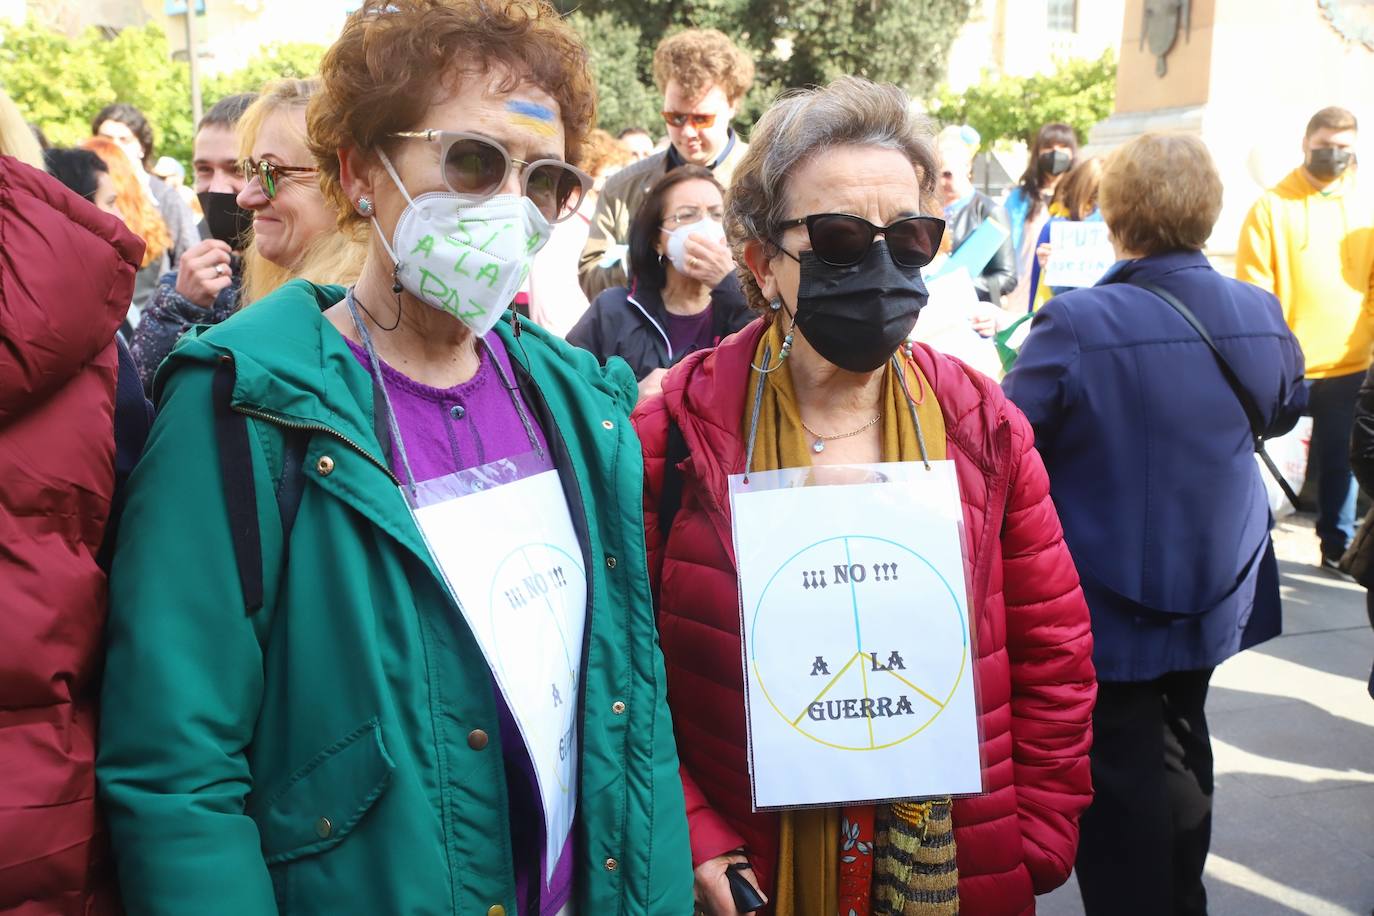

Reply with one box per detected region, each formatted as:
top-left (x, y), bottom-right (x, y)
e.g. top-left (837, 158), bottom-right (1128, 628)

top-left (98, 281), bottom-right (693, 915)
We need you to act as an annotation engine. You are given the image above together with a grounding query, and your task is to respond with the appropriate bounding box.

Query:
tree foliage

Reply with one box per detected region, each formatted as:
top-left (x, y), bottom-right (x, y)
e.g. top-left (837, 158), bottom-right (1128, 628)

top-left (563, 0), bottom-right (975, 134)
top-left (0, 18), bottom-right (329, 168)
top-left (741, 0), bottom-right (974, 97)
top-left (0, 19), bottom-right (192, 160)
top-left (566, 12), bottom-right (662, 136)
top-left (931, 49), bottom-right (1118, 150)
top-left (204, 42), bottom-right (327, 104)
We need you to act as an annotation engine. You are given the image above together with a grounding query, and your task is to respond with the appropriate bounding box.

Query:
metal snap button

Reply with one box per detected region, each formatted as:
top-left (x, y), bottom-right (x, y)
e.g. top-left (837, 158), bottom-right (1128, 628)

top-left (612, 700), bottom-right (626, 715)
top-left (467, 729), bottom-right (489, 751)
top-left (605, 856), bottom-right (618, 871)
top-left (315, 816), bottom-right (333, 839)
top-left (605, 555), bottom-right (617, 569)
top-left (316, 455), bottom-right (335, 476)
top-left (602, 419), bottom-right (614, 430)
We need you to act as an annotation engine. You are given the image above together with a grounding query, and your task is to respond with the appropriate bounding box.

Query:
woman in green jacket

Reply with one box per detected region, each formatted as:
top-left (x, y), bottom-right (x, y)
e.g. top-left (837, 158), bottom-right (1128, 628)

top-left (97, 2), bottom-right (693, 913)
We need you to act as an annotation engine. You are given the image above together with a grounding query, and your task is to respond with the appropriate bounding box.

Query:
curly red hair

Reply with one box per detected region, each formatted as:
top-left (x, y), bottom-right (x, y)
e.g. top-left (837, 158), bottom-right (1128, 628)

top-left (308, 0), bottom-right (597, 228)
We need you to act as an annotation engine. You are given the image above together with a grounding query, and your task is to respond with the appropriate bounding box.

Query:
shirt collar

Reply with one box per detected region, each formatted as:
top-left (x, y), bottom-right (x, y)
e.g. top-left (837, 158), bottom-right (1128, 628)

top-left (1096, 248), bottom-right (1212, 287)
top-left (666, 127), bottom-right (736, 171)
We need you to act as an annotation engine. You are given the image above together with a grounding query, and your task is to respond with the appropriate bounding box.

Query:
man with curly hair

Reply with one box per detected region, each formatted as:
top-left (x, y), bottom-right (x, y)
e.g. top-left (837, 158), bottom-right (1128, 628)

top-left (578, 28), bottom-right (754, 298)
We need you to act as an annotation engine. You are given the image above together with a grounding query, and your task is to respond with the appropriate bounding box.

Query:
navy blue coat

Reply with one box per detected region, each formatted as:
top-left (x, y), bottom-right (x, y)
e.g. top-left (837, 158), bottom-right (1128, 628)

top-left (1003, 249), bottom-right (1307, 681)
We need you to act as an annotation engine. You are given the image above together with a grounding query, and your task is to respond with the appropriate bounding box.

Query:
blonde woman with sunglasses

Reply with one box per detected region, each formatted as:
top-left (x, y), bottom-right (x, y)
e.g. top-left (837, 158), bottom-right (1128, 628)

top-left (129, 82), bottom-right (365, 394)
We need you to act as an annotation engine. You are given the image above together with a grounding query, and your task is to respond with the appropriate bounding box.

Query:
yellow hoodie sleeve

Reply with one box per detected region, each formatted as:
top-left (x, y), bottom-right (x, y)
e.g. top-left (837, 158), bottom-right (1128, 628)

top-left (1236, 195), bottom-right (1276, 293)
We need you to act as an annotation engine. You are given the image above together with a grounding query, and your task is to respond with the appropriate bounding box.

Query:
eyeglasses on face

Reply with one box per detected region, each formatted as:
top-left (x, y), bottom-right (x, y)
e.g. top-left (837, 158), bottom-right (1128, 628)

top-left (775, 212), bottom-right (946, 269)
top-left (389, 130), bottom-right (591, 223)
top-left (241, 158), bottom-right (318, 200)
top-left (661, 111), bottom-right (718, 130)
top-left (662, 205), bottom-right (725, 228)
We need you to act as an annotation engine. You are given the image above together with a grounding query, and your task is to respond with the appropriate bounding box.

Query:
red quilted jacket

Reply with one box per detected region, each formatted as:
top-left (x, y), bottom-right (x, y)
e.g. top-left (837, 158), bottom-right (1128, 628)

top-left (0, 156), bottom-right (141, 914)
top-left (632, 319), bottom-right (1096, 915)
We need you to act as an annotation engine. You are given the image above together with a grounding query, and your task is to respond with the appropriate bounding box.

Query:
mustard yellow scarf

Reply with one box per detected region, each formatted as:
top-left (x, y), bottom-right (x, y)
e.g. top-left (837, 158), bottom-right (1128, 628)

top-left (743, 321), bottom-right (958, 916)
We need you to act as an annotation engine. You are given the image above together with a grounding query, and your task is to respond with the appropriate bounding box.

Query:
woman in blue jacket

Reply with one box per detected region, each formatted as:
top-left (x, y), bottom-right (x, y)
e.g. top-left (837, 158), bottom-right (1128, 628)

top-left (1003, 133), bottom-right (1306, 916)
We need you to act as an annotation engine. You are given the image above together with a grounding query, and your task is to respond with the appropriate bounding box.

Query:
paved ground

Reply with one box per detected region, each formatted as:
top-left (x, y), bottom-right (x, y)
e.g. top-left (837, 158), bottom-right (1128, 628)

top-left (1039, 514), bottom-right (1374, 916)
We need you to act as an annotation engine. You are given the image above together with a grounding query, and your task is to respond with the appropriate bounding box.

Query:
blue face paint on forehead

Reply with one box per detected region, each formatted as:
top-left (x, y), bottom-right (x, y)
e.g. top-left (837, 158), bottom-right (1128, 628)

top-left (506, 100), bottom-right (556, 123)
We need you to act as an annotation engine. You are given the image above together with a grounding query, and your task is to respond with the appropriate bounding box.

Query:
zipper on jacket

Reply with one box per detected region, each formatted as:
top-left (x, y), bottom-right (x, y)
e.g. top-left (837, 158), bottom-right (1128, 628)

top-left (626, 292), bottom-right (673, 364)
top-left (233, 404), bottom-right (401, 486)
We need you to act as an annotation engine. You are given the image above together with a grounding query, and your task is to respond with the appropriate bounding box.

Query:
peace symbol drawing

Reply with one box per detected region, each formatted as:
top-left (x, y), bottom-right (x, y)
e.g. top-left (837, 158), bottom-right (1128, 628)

top-left (748, 535), bottom-right (968, 752)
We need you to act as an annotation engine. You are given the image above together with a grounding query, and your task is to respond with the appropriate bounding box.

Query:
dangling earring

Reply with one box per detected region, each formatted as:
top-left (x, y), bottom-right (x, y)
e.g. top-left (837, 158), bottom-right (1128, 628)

top-left (770, 297), bottom-right (793, 361)
top-left (356, 197), bottom-right (374, 216)
top-left (751, 299), bottom-right (794, 374)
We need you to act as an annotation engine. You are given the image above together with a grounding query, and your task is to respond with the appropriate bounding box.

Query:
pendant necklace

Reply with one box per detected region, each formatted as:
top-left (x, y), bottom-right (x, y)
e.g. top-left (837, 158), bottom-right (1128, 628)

top-left (799, 413), bottom-right (882, 454)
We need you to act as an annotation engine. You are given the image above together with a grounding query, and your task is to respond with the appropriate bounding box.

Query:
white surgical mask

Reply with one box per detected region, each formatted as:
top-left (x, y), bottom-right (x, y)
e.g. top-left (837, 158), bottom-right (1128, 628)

top-left (663, 218), bottom-right (726, 274)
top-left (373, 149), bottom-right (552, 337)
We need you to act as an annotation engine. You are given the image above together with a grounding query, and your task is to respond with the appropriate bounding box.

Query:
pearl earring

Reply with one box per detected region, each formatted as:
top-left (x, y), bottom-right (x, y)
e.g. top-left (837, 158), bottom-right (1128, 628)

top-left (357, 197), bottom-right (374, 216)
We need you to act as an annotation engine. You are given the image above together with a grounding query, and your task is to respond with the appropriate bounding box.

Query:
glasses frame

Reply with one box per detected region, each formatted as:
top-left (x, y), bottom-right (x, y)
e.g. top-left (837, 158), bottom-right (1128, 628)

top-left (775, 212), bottom-right (946, 269)
top-left (661, 205), bottom-right (725, 229)
top-left (241, 157), bottom-right (317, 200)
top-left (389, 129), bottom-right (592, 224)
top-left (661, 111), bottom-right (718, 130)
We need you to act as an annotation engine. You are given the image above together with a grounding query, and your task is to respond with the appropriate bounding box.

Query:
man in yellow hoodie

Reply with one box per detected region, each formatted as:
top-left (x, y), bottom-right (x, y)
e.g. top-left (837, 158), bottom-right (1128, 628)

top-left (1238, 106), bottom-right (1374, 570)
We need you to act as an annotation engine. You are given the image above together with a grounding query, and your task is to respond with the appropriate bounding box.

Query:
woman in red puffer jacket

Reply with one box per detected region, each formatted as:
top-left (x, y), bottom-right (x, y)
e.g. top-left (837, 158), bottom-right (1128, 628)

top-left (631, 77), bottom-right (1095, 916)
top-left (0, 153), bottom-right (144, 914)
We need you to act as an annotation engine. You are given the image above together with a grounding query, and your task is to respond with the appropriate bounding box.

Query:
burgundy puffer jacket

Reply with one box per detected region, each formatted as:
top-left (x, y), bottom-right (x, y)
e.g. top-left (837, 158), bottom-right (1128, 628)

top-left (0, 156), bottom-right (141, 914)
top-left (633, 319), bottom-right (1096, 915)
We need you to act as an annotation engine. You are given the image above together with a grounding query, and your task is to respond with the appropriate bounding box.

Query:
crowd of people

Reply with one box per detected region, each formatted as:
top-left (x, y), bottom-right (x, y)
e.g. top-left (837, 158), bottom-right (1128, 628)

top-left (1, 0), bottom-right (1372, 914)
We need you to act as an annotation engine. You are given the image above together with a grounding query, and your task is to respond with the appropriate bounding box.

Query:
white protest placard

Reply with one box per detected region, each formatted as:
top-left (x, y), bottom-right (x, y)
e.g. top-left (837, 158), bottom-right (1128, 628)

top-left (412, 466), bottom-right (586, 879)
top-left (728, 461), bottom-right (982, 810)
top-left (913, 268), bottom-right (1003, 379)
top-left (1044, 220), bottom-right (1116, 288)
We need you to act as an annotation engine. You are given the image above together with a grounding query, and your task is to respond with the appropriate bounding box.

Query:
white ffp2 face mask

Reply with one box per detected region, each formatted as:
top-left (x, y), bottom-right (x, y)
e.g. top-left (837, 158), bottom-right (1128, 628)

top-left (663, 218), bottom-right (726, 274)
top-left (373, 149), bottom-right (552, 337)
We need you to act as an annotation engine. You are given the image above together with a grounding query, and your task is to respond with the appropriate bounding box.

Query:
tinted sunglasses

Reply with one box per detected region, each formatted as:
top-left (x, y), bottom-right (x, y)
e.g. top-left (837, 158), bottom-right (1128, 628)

top-left (389, 130), bottom-right (591, 223)
top-left (661, 111), bottom-right (718, 130)
top-left (242, 157), bottom-right (317, 200)
top-left (776, 213), bottom-right (946, 269)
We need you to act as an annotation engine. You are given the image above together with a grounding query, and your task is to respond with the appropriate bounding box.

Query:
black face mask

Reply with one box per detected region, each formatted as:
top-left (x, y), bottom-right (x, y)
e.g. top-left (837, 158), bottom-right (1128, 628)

top-left (198, 191), bottom-right (254, 249)
top-left (1038, 148), bottom-right (1072, 177)
top-left (1307, 147), bottom-right (1353, 181)
top-left (789, 241), bottom-right (928, 374)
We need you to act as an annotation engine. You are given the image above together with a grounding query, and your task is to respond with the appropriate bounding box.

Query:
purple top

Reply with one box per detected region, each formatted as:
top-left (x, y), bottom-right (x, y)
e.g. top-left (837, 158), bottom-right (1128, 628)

top-left (663, 306), bottom-right (716, 359)
top-left (346, 333), bottom-right (573, 914)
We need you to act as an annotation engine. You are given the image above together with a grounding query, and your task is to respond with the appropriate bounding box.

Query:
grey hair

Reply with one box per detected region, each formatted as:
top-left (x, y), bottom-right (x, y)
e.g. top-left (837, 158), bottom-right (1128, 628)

top-left (725, 75), bottom-right (939, 314)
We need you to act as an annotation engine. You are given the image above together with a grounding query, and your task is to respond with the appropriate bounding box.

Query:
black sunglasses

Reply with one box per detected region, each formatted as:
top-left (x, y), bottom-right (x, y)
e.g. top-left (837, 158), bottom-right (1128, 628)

top-left (776, 213), bottom-right (945, 269)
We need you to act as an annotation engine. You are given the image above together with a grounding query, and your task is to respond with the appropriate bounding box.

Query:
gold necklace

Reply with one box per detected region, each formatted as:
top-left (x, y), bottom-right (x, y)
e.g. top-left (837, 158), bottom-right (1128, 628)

top-left (799, 413), bottom-right (881, 454)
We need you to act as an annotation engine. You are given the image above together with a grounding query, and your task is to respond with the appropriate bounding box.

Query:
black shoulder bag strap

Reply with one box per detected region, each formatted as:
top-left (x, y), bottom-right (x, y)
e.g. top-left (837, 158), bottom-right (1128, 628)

top-left (214, 359), bottom-right (265, 613)
top-left (213, 358), bottom-right (310, 614)
top-left (1129, 279), bottom-right (1301, 510)
top-left (658, 416), bottom-right (690, 541)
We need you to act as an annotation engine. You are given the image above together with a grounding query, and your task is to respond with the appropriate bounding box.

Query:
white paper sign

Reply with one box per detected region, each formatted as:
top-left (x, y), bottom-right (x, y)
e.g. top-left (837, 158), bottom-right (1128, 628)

top-left (1044, 220), bottom-right (1116, 288)
top-left (728, 461), bottom-right (982, 810)
top-left (413, 468), bottom-right (586, 879)
top-left (914, 268), bottom-right (1003, 379)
